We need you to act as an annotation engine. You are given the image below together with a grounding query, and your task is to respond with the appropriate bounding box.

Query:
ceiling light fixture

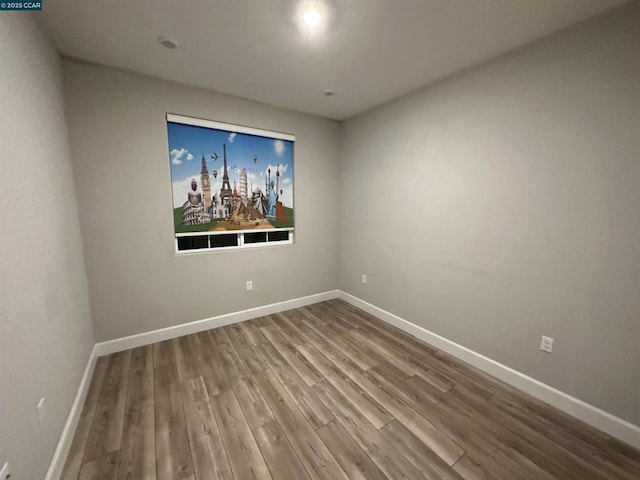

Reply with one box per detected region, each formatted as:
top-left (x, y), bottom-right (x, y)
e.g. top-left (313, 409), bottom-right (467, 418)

top-left (296, 0), bottom-right (330, 36)
top-left (303, 8), bottom-right (322, 28)
top-left (157, 35), bottom-right (178, 49)
top-left (324, 89), bottom-right (335, 96)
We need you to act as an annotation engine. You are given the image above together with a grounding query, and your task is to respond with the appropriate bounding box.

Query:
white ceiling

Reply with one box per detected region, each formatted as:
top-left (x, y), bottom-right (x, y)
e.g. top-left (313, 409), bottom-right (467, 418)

top-left (38, 0), bottom-right (628, 120)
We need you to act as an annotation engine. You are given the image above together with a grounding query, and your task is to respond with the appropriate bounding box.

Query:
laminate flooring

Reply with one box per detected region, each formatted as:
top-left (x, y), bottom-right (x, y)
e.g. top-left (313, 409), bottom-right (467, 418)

top-left (61, 299), bottom-right (640, 480)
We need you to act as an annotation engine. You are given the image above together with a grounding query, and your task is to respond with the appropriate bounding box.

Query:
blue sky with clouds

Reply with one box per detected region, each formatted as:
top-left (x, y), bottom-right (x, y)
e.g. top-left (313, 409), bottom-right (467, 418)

top-left (167, 121), bottom-right (294, 208)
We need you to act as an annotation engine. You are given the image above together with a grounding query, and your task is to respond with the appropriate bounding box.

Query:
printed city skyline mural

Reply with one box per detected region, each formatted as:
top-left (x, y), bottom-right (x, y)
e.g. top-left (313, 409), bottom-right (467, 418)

top-left (167, 114), bottom-right (295, 236)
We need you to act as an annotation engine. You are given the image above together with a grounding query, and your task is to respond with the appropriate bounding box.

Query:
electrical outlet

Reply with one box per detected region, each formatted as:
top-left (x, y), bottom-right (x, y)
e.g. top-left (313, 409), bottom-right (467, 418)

top-left (246, 280), bottom-right (253, 291)
top-left (540, 335), bottom-right (554, 353)
top-left (361, 274), bottom-right (367, 285)
top-left (1, 462), bottom-right (10, 480)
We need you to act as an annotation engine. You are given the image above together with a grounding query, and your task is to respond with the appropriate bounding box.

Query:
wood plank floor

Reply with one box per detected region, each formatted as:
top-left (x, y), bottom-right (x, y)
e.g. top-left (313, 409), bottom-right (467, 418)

top-left (61, 299), bottom-right (640, 480)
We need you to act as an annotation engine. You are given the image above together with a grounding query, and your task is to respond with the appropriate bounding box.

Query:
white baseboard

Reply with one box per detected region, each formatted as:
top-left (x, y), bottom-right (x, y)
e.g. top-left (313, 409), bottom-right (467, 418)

top-left (47, 290), bottom-right (339, 478)
top-left (45, 345), bottom-right (98, 480)
top-left (47, 287), bottom-right (639, 480)
top-left (94, 290), bottom-right (340, 357)
top-left (338, 290), bottom-right (640, 450)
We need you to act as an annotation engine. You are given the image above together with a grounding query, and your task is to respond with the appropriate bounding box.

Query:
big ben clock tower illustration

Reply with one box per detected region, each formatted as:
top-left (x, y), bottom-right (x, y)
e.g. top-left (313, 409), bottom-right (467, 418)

top-left (200, 153), bottom-right (212, 208)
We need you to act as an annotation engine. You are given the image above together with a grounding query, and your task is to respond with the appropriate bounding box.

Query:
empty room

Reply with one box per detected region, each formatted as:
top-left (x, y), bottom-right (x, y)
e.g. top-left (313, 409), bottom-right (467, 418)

top-left (2, 0), bottom-right (640, 479)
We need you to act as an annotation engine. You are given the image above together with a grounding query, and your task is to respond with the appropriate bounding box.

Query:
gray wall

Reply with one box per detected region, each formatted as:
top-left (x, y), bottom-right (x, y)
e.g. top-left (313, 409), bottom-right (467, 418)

top-left (62, 62), bottom-right (340, 342)
top-left (338, 2), bottom-right (640, 425)
top-left (0, 15), bottom-right (94, 480)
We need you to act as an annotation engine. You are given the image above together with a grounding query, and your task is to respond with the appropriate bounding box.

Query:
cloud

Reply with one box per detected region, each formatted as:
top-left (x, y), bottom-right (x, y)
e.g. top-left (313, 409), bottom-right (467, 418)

top-left (282, 178), bottom-right (291, 184)
top-left (274, 140), bottom-right (284, 156)
top-left (211, 180), bottom-right (222, 198)
top-left (170, 148), bottom-right (191, 165)
top-left (228, 132), bottom-right (236, 143)
top-left (265, 163), bottom-right (288, 175)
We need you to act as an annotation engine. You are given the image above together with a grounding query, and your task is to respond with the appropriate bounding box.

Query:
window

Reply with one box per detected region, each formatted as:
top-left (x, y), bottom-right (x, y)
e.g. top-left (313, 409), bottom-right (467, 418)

top-left (166, 114), bottom-right (295, 253)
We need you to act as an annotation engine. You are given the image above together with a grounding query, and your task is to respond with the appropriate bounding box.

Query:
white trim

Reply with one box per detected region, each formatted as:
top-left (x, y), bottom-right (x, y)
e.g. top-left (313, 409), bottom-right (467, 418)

top-left (166, 113), bottom-right (295, 141)
top-left (48, 287), bottom-right (639, 480)
top-left (94, 290), bottom-right (340, 356)
top-left (174, 238), bottom-right (294, 256)
top-left (338, 290), bottom-right (640, 449)
top-left (45, 345), bottom-right (98, 480)
top-left (47, 291), bottom-right (339, 477)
